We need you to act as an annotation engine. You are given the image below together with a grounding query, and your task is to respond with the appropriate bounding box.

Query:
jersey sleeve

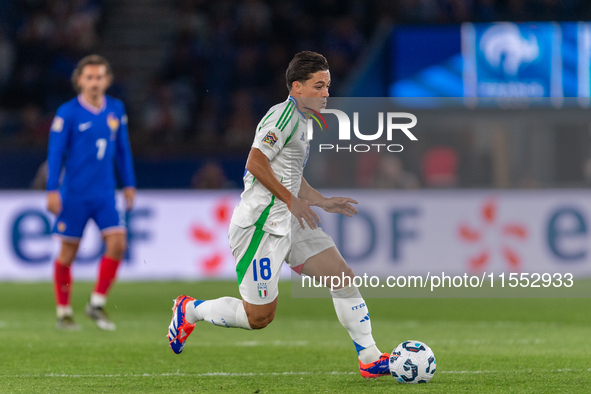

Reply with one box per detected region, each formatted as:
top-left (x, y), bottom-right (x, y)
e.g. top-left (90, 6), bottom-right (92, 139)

top-left (46, 105), bottom-right (73, 191)
top-left (115, 102), bottom-right (136, 188)
top-left (252, 101), bottom-right (298, 161)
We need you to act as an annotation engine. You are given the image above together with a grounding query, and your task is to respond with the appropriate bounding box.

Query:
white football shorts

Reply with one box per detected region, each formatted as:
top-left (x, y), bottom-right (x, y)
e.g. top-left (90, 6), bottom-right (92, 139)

top-left (229, 221), bottom-right (335, 305)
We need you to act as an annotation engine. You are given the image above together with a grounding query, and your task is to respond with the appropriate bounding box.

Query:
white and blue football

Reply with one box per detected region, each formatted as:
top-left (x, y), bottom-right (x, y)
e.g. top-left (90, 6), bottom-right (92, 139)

top-left (389, 340), bottom-right (436, 384)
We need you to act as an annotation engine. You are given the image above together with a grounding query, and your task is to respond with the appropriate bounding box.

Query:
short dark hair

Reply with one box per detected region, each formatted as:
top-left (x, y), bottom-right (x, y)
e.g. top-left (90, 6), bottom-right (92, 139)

top-left (285, 51), bottom-right (329, 91)
top-left (71, 54), bottom-right (113, 93)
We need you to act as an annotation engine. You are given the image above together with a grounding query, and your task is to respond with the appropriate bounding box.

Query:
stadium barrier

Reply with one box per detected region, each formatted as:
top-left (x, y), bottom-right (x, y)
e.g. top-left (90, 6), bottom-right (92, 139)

top-left (2, 190), bottom-right (591, 281)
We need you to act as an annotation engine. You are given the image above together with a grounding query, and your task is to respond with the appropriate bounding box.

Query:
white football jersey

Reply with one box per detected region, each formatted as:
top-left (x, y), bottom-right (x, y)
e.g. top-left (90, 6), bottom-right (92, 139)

top-left (231, 96), bottom-right (310, 236)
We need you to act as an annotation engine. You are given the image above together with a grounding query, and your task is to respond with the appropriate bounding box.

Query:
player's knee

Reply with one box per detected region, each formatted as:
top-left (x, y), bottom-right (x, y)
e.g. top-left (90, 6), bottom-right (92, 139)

top-left (114, 241), bottom-right (127, 257)
top-left (248, 310), bottom-right (276, 330)
top-left (58, 244), bottom-right (78, 265)
top-left (106, 238), bottom-right (126, 259)
top-left (57, 253), bottom-right (75, 265)
top-left (343, 265), bottom-right (355, 280)
top-left (330, 266), bottom-right (356, 290)
top-left (250, 317), bottom-right (274, 330)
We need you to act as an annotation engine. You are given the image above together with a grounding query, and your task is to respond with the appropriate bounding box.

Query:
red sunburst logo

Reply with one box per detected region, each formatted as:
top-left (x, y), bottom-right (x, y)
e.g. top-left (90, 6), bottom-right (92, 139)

top-left (458, 200), bottom-right (527, 271)
top-left (189, 198), bottom-right (233, 276)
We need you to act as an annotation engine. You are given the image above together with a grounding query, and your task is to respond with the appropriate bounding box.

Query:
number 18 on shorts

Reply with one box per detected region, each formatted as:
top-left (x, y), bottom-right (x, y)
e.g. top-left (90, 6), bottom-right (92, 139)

top-left (230, 223), bottom-right (291, 306)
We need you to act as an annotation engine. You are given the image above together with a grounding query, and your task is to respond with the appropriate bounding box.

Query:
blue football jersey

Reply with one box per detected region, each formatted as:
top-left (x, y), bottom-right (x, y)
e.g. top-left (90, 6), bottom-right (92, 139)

top-left (46, 94), bottom-right (136, 198)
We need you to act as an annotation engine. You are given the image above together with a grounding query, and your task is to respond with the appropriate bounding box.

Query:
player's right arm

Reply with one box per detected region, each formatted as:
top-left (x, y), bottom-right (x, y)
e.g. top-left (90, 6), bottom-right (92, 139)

top-left (299, 177), bottom-right (358, 217)
top-left (245, 148), bottom-right (320, 229)
top-left (46, 107), bottom-right (72, 215)
top-left (248, 102), bottom-right (320, 229)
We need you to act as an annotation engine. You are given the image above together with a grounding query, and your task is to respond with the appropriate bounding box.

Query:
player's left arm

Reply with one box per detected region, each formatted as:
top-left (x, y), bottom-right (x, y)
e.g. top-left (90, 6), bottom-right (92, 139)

top-left (299, 177), bottom-right (358, 217)
top-left (115, 103), bottom-right (136, 210)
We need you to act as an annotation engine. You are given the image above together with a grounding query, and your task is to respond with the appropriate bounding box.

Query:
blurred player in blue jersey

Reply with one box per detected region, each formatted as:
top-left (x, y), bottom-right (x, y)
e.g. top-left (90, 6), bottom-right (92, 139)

top-left (46, 55), bottom-right (136, 331)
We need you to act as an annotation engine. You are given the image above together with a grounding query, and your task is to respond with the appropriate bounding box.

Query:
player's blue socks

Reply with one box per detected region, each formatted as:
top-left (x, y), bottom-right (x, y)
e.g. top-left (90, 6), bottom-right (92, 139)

top-left (331, 286), bottom-right (382, 364)
top-left (186, 297), bottom-right (252, 330)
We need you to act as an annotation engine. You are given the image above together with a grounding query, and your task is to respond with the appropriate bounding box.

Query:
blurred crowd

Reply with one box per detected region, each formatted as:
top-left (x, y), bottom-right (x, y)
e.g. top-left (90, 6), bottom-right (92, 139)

top-left (143, 0), bottom-right (588, 153)
top-left (1, 0), bottom-right (590, 189)
top-left (140, 0), bottom-right (369, 153)
top-left (0, 0), bottom-right (103, 147)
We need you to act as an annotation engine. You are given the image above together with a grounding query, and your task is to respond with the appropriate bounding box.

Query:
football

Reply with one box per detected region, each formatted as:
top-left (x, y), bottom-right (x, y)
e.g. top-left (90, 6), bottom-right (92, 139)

top-left (389, 340), bottom-right (436, 384)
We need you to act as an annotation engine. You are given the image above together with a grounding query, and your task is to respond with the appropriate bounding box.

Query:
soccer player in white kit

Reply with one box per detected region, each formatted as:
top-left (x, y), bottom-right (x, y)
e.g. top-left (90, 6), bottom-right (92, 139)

top-left (167, 51), bottom-right (390, 379)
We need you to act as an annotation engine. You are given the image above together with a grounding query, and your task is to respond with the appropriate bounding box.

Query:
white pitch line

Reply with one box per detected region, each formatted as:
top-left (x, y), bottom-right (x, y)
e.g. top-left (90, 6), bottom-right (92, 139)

top-left (0, 372), bottom-right (356, 379)
top-left (440, 369), bottom-right (591, 374)
top-left (234, 340), bottom-right (309, 347)
top-left (1, 369), bottom-right (590, 379)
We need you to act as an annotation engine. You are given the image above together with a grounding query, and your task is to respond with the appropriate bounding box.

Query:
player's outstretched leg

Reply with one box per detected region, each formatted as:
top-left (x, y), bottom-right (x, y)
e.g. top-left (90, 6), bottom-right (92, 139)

top-left (167, 295), bottom-right (253, 354)
top-left (86, 232), bottom-right (125, 331)
top-left (168, 220), bottom-right (282, 354)
top-left (301, 246), bottom-right (390, 380)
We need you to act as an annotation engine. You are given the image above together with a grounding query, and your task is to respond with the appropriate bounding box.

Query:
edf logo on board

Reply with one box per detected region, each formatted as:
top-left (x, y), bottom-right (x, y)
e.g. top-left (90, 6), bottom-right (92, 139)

top-left (10, 207), bottom-right (152, 264)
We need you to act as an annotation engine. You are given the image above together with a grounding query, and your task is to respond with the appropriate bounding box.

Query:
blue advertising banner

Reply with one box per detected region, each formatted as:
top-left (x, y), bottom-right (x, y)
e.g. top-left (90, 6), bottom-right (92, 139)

top-left (463, 22), bottom-right (562, 98)
top-left (388, 22), bottom-right (591, 105)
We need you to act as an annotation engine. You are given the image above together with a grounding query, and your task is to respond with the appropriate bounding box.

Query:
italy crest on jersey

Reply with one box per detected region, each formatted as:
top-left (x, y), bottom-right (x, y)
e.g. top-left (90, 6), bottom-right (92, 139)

top-left (257, 283), bottom-right (268, 299)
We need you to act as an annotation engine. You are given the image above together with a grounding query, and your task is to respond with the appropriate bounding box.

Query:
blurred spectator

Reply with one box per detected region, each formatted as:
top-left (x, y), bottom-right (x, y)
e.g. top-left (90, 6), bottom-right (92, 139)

top-left (421, 146), bottom-right (460, 188)
top-left (191, 161), bottom-right (234, 189)
top-left (356, 152), bottom-right (380, 188)
top-left (322, 16), bottom-right (364, 85)
top-left (192, 95), bottom-right (221, 145)
top-left (357, 153), bottom-right (420, 189)
top-left (371, 155), bottom-right (420, 189)
top-left (0, 29), bottom-right (14, 90)
top-left (229, 46), bottom-right (267, 91)
top-left (15, 103), bottom-right (51, 147)
top-left (142, 80), bottom-right (191, 146)
top-left (66, 1), bottom-right (102, 51)
top-left (31, 160), bottom-right (48, 190)
top-left (235, 0), bottom-right (272, 43)
top-left (224, 89), bottom-right (258, 150)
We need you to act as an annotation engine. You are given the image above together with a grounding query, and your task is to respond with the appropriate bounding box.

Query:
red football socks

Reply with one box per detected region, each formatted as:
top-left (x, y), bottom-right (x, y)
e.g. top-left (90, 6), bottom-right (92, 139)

top-left (94, 256), bottom-right (121, 296)
top-left (54, 261), bottom-right (71, 306)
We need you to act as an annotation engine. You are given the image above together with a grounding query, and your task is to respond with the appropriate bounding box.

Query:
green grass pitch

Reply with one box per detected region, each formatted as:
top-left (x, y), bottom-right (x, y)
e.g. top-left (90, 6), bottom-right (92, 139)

top-left (0, 281), bottom-right (590, 393)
